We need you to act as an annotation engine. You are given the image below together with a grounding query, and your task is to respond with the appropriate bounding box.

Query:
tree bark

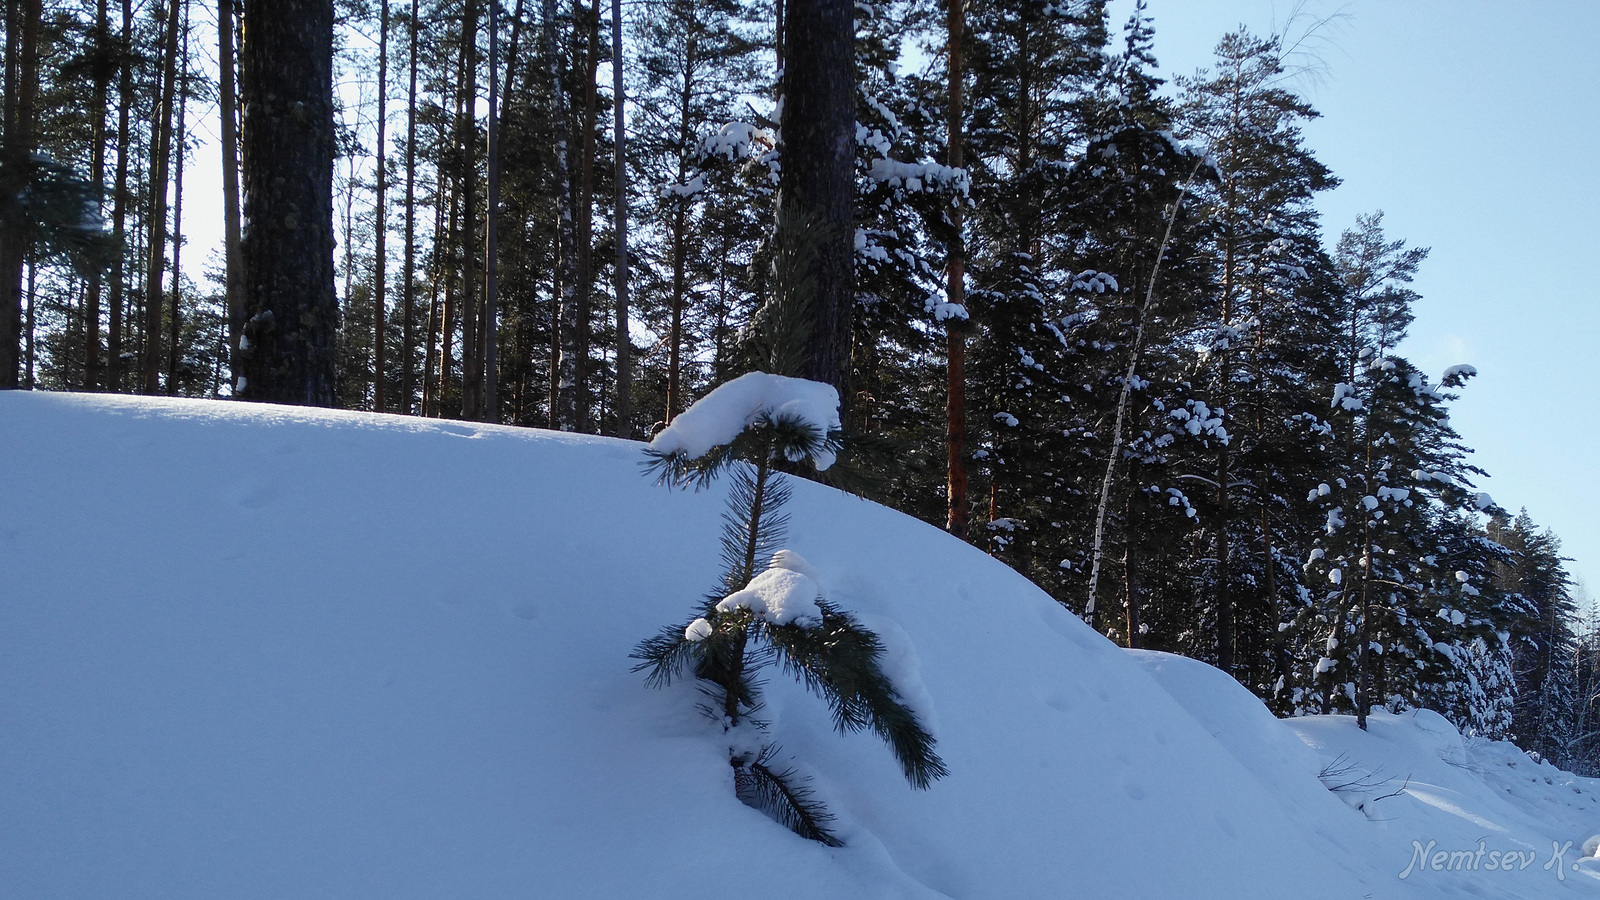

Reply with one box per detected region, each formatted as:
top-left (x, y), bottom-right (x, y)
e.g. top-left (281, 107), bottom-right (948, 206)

top-left (1124, 495), bottom-right (1140, 649)
top-left (572, 0), bottom-right (601, 432)
top-left (457, 0), bottom-right (480, 420)
top-left (107, 0), bottom-right (132, 391)
top-left (422, 163), bottom-right (446, 416)
top-left (439, 187), bottom-right (459, 414)
top-left (484, 0), bottom-right (500, 421)
top-left (778, 0), bottom-right (853, 399)
top-left (608, 0), bottom-right (631, 436)
top-left (238, 0), bottom-right (339, 406)
top-left (944, 0), bottom-right (966, 538)
top-left (84, 0), bottom-right (113, 390)
top-left (219, 0), bottom-right (242, 392)
top-left (400, 0), bottom-right (419, 413)
top-left (0, 0), bottom-right (42, 389)
top-left (167, 4), bottom-right (189, 395)
top-left (141, 0), bottom-right (182, 394)
top-left (373, 0), bottom-right (389, 411)
top-left (542, 0), bottom-right (578, 429)
top-left (663, 32), bottom-right (696, 425)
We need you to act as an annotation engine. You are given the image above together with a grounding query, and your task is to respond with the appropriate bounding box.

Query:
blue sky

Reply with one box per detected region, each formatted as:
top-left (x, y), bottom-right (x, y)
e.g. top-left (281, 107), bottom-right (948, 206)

top-left (1114, 0), bottom-right (1600, 601)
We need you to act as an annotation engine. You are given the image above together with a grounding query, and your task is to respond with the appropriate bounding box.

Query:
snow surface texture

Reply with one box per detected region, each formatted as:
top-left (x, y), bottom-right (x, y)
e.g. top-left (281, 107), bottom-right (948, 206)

top-left (648, 371), bottom-right (841, 470)
top-left (4, 392), bottom-right (1599, 899)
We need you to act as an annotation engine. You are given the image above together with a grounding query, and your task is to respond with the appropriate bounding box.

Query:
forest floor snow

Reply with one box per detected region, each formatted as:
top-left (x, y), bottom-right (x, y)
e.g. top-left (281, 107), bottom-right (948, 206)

top-left (3, 391), bottom-right (1597, 899)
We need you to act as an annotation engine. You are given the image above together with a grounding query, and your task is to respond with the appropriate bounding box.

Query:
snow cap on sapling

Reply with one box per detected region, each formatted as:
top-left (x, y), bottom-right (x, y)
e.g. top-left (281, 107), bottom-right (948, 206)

top-left (648, 372), bottom-right (843, 476)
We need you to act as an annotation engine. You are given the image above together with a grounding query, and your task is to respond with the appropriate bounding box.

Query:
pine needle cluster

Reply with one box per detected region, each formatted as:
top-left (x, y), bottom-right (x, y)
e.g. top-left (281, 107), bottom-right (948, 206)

top-left (633, 412), bottom-right (946, 845)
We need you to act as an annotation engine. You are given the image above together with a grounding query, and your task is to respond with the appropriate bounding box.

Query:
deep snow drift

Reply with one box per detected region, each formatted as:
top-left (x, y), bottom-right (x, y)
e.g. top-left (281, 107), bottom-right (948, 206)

top-left (3, 392), bottom-right (1598, 899)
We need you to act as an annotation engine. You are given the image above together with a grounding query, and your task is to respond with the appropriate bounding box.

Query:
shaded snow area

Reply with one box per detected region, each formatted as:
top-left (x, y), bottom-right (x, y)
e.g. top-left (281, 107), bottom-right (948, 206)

top-left (3, 392), bottom-right (1598, 899)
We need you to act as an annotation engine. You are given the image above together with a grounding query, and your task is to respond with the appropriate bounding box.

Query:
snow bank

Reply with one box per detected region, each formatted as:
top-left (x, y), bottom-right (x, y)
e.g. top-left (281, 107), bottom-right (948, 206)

top-left (649, 371), bottom-right (841, 469)
top-left (3, 392), bottom-right (1598, 899)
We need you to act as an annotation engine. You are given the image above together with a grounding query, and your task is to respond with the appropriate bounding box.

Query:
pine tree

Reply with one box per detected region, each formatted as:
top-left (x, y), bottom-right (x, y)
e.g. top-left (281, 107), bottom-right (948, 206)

top-left (1492, 511), bottom-right (1579, 765)
top-left (962, 0), bottom-right (1107, 570)
top-left (237, 0), bottom-right (339, 405)
top-left (1175, 28), bottom-right (1340, 688)
top-left (628, 0), bottom-right (762, 424)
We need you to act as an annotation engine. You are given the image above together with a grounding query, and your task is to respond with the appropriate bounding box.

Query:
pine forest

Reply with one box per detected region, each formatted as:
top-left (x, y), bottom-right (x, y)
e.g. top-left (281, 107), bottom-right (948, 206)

top-left (3, 0), bottom-right (1595, 777)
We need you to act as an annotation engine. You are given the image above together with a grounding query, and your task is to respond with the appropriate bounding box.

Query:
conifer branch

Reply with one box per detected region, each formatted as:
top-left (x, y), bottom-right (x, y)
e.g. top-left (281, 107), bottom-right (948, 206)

top-left (735, 748), bottom-right (844, 847)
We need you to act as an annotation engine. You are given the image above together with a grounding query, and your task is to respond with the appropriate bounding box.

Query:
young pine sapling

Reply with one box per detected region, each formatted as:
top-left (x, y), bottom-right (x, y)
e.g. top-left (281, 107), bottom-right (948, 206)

top-left (632, 372), bottom-right (947, 846)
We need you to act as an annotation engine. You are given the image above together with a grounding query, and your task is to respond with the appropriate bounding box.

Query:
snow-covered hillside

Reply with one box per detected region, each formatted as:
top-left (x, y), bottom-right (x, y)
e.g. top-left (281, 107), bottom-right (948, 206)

top-left (3, 392), bottom-right (1598, 899)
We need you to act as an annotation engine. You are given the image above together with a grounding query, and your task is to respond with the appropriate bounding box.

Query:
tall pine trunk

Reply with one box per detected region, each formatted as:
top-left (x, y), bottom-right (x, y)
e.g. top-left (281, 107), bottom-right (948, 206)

top-left (219, 0), bottom-right (242, 392)
top-left (778, 0), bottom-right (853, 401)
top-left (0, 0), bottom-right (42, 389)
top-left (166, 5), bottom-right (189, 396)
top-left (542, 0), bottom-right (578, 429)
top-left (571, 0), bottom-right (601, 432)
top-left (457, 0), bottom-right (481, 420)
top-left (482, 0), bottom-right (499, 421)
top-left (107, 0), bottom-right (133, 391)
top-left (438, 183), bottom-right (459, 413)
top-left (373, 0), bottom-right (388, 411)
top-left (400, 0), bottom-right (419, 413)
top-left (84, 0), bottom-right (112, 390)
top-left (238, 0), bottom-right (339, 405)
top-left (943, 0), bottom-right (966, 538)
top-left (142, 0), bottom-right (182, 394)
top-left (422, 163), bottom-right (446, 416)
top-left (608, 0), bottom-right (630, 435)
top-left (663, 33), bottom-right (696, 424)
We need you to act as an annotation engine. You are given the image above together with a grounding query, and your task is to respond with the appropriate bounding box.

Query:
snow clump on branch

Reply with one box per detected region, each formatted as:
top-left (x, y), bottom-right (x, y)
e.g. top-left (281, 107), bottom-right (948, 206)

top-left (649, 372), bottom-right (843, 470)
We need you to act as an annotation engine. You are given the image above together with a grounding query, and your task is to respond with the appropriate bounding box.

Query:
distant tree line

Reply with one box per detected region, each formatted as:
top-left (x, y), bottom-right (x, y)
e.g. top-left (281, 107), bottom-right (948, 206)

top-left (2, 0), bottom-right (1594, 772)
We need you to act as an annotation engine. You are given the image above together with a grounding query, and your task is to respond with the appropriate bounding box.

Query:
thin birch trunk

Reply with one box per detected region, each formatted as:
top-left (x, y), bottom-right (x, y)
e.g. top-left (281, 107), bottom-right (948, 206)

top-left (1085, 157), bottom-right (1204, 616)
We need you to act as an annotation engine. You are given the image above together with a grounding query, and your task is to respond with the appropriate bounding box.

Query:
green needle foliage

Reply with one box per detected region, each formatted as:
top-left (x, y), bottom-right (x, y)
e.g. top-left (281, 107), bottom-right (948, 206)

top-left (633, 396), bottom-right (945, 846)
